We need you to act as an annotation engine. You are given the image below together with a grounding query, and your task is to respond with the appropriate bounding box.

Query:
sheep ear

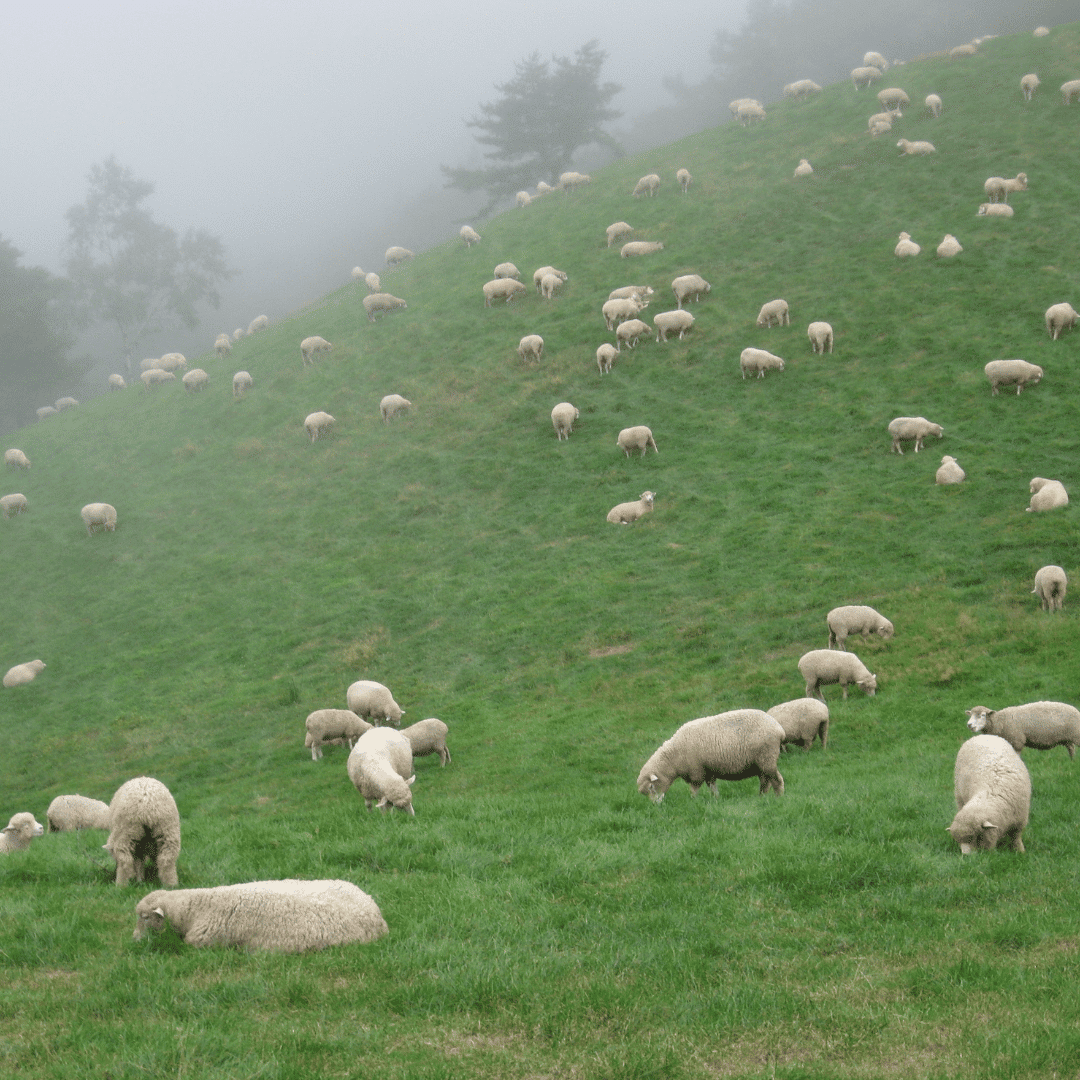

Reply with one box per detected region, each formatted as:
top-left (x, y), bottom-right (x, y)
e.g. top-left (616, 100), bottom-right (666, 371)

top-left (153, 907), bottom-right (165, 917)
top-left (982, 821), bottom-right (998, 831)
top-left (649, 774), bottom-right (659, 783)
top-left (407, 775), bottom-right (416, 786)
top-left (376, 797), bottom-right (389, 809)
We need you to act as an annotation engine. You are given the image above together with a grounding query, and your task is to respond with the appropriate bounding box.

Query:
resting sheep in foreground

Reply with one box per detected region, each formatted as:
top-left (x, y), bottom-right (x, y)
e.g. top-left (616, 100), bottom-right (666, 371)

top-left (671, 274), bottom-right (710, 309)
top-left (948, 735), bottom-right (1030, 854)
top-left (807, 322), bottom-right (833, 353)
top-left (925, 93), bottom-right (943, 117)
top-left (1044, 302), bottom-right (1077, 340)
top-left (755, 298), bottom-right (789, 327)
top-left (984, 173), bottom-right (1027, 203)
top-left (182, 369), bottom-right (209, 393)
top-left (897, 138), bottom-right (935, 156)
top-left (0, 813), bottom-right (44, 854)
top-left (826, 605), bottom-right (894, 651)
top-left (303, 412), bottom-right (335, 442)
top-left (1027, 477), bottom-right (1068, 512)
top-left (888, 417), bottom-right (943, 454)
top-left (936, 456), bottom-right (966, 484)
top-left (596, 343), bottom-right (618, 375)
top-left (133, 880), bottom-right (388, 952)
top-left (985, 359), bottom-right (1042, 395)
top-left (615, 319), bottom-right (651, 351)
top-left (347, 727), bottom-right (415, 814)
top-left (3, 659), bottom-right (45, 687)
top-left (637, 709), bottom-right (785, 803)
top-left (47, 795), bottom-right (111, 831)
top-left (363, 293), bottom-right (407, 322)
top-left (1033, 565), bottom-right (1067, 612)
top-left (967, 701), bottom-right (1080, 758)
top-left (740, 348), bottom-right (785, 379)
top-left (4, 449), bottom-right (29, 469)
top-left (300, 336), bottom-right (333, 365)
top-left (677, 168), bottom-right (692, 193)
top-left (767, 698), bottom-right (829, 751)
top-left (108, 374), bottom-right (127, 390)
top-left (81, 502), bottom-right (117, 534)
top-left (617, 426), bottom-right (658, 457)
top-left (384, 246), bottom-right (413, 267)
top-left (1, 493), bottom-right (28, 518)
top-left (232, 371), bottom-right (253, 398)
top-left (551, 403), bottom-right (579, 441)
top-left (401, 718), bottom-right (451, 765)
top-left (977, 203), bottom-right (1013, 218)
top-left (379, 395), bottom-right (411, 422)
top-left (305, 709), bottom-right (373, 760)
top-left (459, 225), bottom-right (480, 247)
top-left (607, 491), bottom-right (655, 524)
top-left (346, 680), bottom-right (405, 726)
top-left (632, 173), bottom-right (660, 197)
top-left (654, 310), bottom-right (694, 342)
top-left (798, 650), bottom-right (877, 700)
top-left (895, 232), bottom-right (921, 257)
top-left (606, 222), bottom-right (634, 248)
top-left (518, 334), bottom-right (544, 362)
top-left (533, 266), bottom-right (567, 293)
top-left (483, 278), bottom-right (527, 307)
top-left (104, 776), bottom-right (181, 886)
top-left (937, 234), bottom-right (963, 257)
top-left (620, 241), bottom-right (664, 258)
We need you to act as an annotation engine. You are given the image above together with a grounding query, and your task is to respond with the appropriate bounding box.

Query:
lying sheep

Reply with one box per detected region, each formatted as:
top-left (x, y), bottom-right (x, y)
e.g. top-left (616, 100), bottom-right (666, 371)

top-left (518, 334), bottom-right (544, 362)
top-left (36, 406), bottom-right (57, 420)
top-left (365, 272), bottom-right (381, 293)
top-left (55, 396), bottom-right (79, 410)
top-left (104, 776), bottom-right (181, 886)
top-left (978, 202), bottom-right (1014, 218)
top-left (4, 449), bottom-right (29, 469)
top-left (984, 173), bottom-right (1027, 203)
top-left (300, 336), bottom-right (333, 365)
top-left (596, 343), bottom-right (619, 375)
top-left (108, 374), bottom-right (127, 390)
top-left (617, 426), bottom-right (658, 457)
top-left (620, 241), bottom-right (664, 258)
top-left (1, 493), bottom-right (28, 518)
top-left (985, 359), bottom-right (1042, 395)
top-left (671, 274), bottom-right (710, 309)
top-left (1020, 74), bottom-right (1040, 101)
top-left (1032, 565), bottom-right (1067, 612)
top-left (401, 718), bottom-right (451, 765)
top-left (740, 348), bottom-right (785, 379)
top-left (232, 371), bottom-right (253, 398)
top-left (609, 285), bottom-right (654, 302)
top-left (767, 698), bottom-right (829, 751)
top-left (533, 266), bottom-right (567, 293)
top-left (493, 262), bottom-right (520, 280)
top-left (1061, 79), bottom-right (1080, 104)
top-left (632, 173), bottom-right (660, 197)
top-left (133, 879), bottom-right (388, 952)
top-left (459, 225), bottom-right (481, 247)
top-left (607, 490), bottom-right (656, 524)
top-left (0, 813), bottom-right (44, 854)
top-left (1044, 302), bottom-right (1078, 340)
top-left (483, 278), bottom-right (527, 306)
top-left (794, 159), bottom-right (813, 177)
top-left (540, 273), bottom-right (564, 300)
top-left (379, 395), bottom-right (411, 423)
top-left (637, 709), bottom-right (785, 802)
top-left (826, 605), bottom-right (894, 650)
top-left (888, 417), bottom-right (943, 454)
top-left (937, 234), bottom-right (963, 257)
top-left (925, 93), bottom-right (943, 116)
top-left (551, 402), bottom-right (579, 441)
top-left (3, 659), bottom-right (44, 687)
top-left (615, 318), bottom-right (651, 351)
top-left (798, 649), bottom-right (877, 700)
top-left (851, 66), bottom-right (883, 89)
top-left (347, 727), bottom-right (415, 814)
top-left (807, 322), bottom-right (833, 353)
top-left (948, 735), bottom-right (1030, 854)
top-left (1027, 477), bottom-right (1068, 512)
top-left (896, 138), bottom-right (935, 156)
top-left (868, 110), bottom-right (900, 132)
top-left (363, 293), bottom-right (408, 322)
top-left (47, 795), bottom-right (111, 831)
top-left (654, 310), bottom-right (694, 342)
top-left (755, 299), bottom-right (789, 327)
top-left (81, 502), bottom-right (117, 534)
top-left (676, 168), bottom-right (692, 193)
top-left (182, 368), bottom-right (209, 393)
top-left (303, 411), bottom-right (335, 442)
top-left (936, 455), bottom-right (966, 484)
top-left (140, 369), bottom-right (175, 389)
top-left (385, 246), bottom-right (413, 267)
top-left (305, 709), bottom-right (373, 760)
top-left (606, 221), bottom-right (634, 248)
top-left (895, 231), bottom-right (921, 257)
top-left (346, 679), bottom-right (405, 726)
top-left (877, 87), bottom-right (909, 110)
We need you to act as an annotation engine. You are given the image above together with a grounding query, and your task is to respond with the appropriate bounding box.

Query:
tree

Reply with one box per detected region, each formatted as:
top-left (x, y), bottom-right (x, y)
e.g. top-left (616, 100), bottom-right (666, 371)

top-left (442, 40), bottom-right (623, 211)
top-left (64, 157), bottom-right (232, 366)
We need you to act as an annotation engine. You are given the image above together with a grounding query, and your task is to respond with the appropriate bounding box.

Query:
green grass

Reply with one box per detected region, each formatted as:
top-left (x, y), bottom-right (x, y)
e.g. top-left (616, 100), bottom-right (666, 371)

top-left (3, 26), bottom-right (1080, 1079)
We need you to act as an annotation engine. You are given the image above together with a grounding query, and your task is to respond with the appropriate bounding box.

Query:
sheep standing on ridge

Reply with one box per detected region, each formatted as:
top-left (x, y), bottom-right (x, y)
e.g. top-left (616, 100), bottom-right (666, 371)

top-left (516, 191), bottom-right (532, 207)
top-left (617, 426), bottom-right (658, 458)
top-left (1027, 477), bottom-right (1068, 512)
top-left (55, 396), bottom-right (79, 410)
top-left (936, 456), bottom-right (966, 484)
top-left (81, 503), bottom-right (117, 534)
top-left (798, 649), bottom-right (877, 700)
top-left (0, 813), bottom-right (44, 854)
top-left (1032, 565), bottom-right (1067, 612)
top-left (948, 735), bottom-right (1030, 854)
top-left (551, 402), bottom-right (579, 441)
top-left (985, 359), bottom-right (1042, 395)
top-left (3, 659), bottom-right (45, 687)
top-left (365, 272), bottom-right (381, 293)
top-left (737, 102), bottom-right (766, 125)
top-left (303, 412), bottom-right (335, 442)
top-left (950, 43), bottom-right (977, 59)
top-left (1045, 303), bottom-right (1077, 340)
top-left (300, 336), bottom-right (333, 365)
top-left (104, 776), bottom-right (181, 886)
top-left (807, 322), bottom-right (833, 353)
top-left (1020, 74), bottom-right (1040, 100)
top-left (826, 605), bottom-right (894, 651)
top-left (247, 315), bottom-right (269, 335)
top-left (888, 417), bottom-right (943, 454)
top-left (1, 493), bottom-right (28, 518)
top-left (607, 491), bottom-right (655, 524)
top-left (756, 299), bottom-right (789, 327)
top-left (351, 266), bottom-right (364, 281)
top-left (676, 168), bottom-right (692, 193)
top-left (108, 374), bottom-right (127, 390)
top-left (380, 395), bottom-right (411, 422)
top-left (37, 406), bottom-right (57, 420)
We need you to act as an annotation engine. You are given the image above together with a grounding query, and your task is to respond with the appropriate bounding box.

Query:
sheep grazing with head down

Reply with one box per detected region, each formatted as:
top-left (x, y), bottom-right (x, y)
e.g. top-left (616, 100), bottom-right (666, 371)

top-left (606, 222), bottom-right (634, 248)
top-left (483, 278), bottom-right (527, 306)
top-left (737, 101), bottom-right (766, 125)
top-left (459, 225), bottom-right (481, 247)
top-left (558, 171), bottom-right (591, 191)
top-left (540, 273), bottom-right (564, 300)
top-left (729, 98), bottom-right (761, 117)
top-left (232, 371), bottom-right (253, 398)
top-left (603, 296), bottom-right (647, 331)
top-left (676, 168), bottom-right (692, 193)
top-left (0, 813), bottom-right (44, 854)
top-left (615, 319), bottom-right (651, 351)
top-left (948, 735), bottom-right (1030, 855)
top-left (516, 191), bottom-right (531, 208)
top-left (807, 322), bottom-right (833, 354)
top-left (1032, 565), bottom-right (1067, 612)
top-left (596, 343), bottom-right (618, 375)
top-left (401, 718), bottom-right (451, 765)
top-left (214, 333), bottom-right (232, 359)
top-left (826, 605), bottom-right (894, 651)
top-left (3, 659), bottom-right (45, 687)
top-left (380, 395), bottom-right (411, 423)
top-left (493, 262), bottom-right (520, 280)
top-left (863, 51), bottom-right (888, 71)
top-left (1027, 477), bottom-right (1068, 512)
top-left (888, 417), bottom-right (943, 454)
top-left (632, 173), bottom-right (660, 197)
top-left (351, 266), bottom-right (364, 281)
top-left (1060, 80), bottom-right (1080, 104)
top-left (518, 334), bottom-right (544, 362)
top-left (300, 336), bottom-right (333, 366)
top-left (798, 649), bottom-right (877, 700)
top-left (985, 359), bottom-right (1042, 396)
top-left (47, 795), bottom-right (111, 832)
top-left (936, 456), bottom-right (966, 484)
top-left (784, 79), bottom-right (822, 100)
top-left (1020, 74), bottom-right (1040, 100)
top-left (671, 274), bottom-right (710, 309)
top-left (1, 493), bottom-right (28, 519)
top-left (108, 374), bottom-right (127, 390)
top-left (4, 449), bottom-right (30, 470)
top-left (607, 491), bottom-right (656, 524)
top-left (950, 43), bottom-right (977, 59)
top-left (159, 353), bottom-right (186, 373)
top-left (385, 246), bottom-right (413, 267)
top-left (925, 93), bottom-right (943, 116)
top-left (740, 348), bottom-right (785, 379)
top-left (617, 426), bottom-right (658, 458)
top-left (363, 293), bottom-right (407, 322)
top-left (304, 412), bottom-right (335, 442)
top-left (346, 680), bottom-right (405, 726)
top-left (81, 502), bottom-right (117, 534)
top-left (304, 709), bottom-right (373, 760)
top-left (247, 315), bottom-right (269, 336)
top-left (104, 776), bottom-right (181, 886)
top-left (364, 272), bottom-right (381, 294)
top-left (141, 369), bottom-right (175, 389)
top-left (755, 298), bottom-right (789, 327)
top-left (182, 368), bottom-right (209, 393)
top-left (654, 310), bottom-right (694, 342)
top-left (768, 698), bottom-right (829, 751)
top-left (347, 727), bottom-right (415, 814)
top-left (1033, 26), bottom-right (1050, 37)
top-left (533, 266), bottom-right (567, 293)
top-left (877, 87), bottom-right (909, 110)
top-left (551, 402), bottom-right (579, 441)
top-left (1044, 303), bottom-right (1078, 340)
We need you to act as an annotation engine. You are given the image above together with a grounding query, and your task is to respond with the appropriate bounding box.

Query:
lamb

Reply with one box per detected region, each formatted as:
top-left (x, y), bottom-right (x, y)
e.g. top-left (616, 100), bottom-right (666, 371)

top-left (460, 225), bottom-right (481, 247)
top-left (304, 709), bottom-right (373, 760)
top-left (984, 359), bottom-right (1042, 395)
top-left (181, 368), bottom-right (209, 393)
top-left (615, 318), bottom-right (651, 350)
top-left (1027, 477), bottom-right (1068, 512)
top-left (948, 735), bottom-right (1030, 854)
top-left (984, 173), bottom-right (1027, 203)
top-left (159, 353), bottom-right (186, 372)
top-left (363, 293), bottom-right (408, 321)
top-left (977, 202), bottom-right (1014, 218)
top-left (4, 449), bottom-right (30, 469)
top-left (1061, 79), bottom-right (1080, 104)
top-left (303, 411), bottom-right (335, 442)
top-left (1020, 74), bottom-right (1040, 101)
top-left (671, 274), bottom-right (710, 308)
top-left (606, 490), bottom-right (656, 525)
top-left (936, 455), bottom-right (966, 484)
top-left (140, 369), bottom-right (175, 388)
top-left (798, 649), bottom-right (877, 700)
top-left (133, 879), bottom-right (388, 952)
top-left (676, 168), bottom-right (692, 193)
top-left (0, 813), bottom-right (44, 854)
top-left (896, 138), bottom-right (935, 156)
top-left (877, 87), bottom-right (909, 110)
top-left (346, 679), bottom-right (405, 726)
top-left (347, 727), bottom-right (415, 813)
top-left (532, 266), bottom-right (567, 293)
top-left (365, 272), bottom-right (381, 293)
top-left (925, 93), bottom-right (943, 117)
top-left (518, 334), bottom-right (544, 362)
top-left (483, 278), bottom-right (527, 306)
top-left (807, 322), bottom-right (833, 353)
top-left (551, 402), bottom-right (579, 441)
top-left (737, 101), bottom-right (766, 125)
top-left (1, 493), bottom-right (28, 518)
top-left (493, 262), bottom-right (521, 280)
top-left (616, 426), bottom-right (658, 457)
top-left (632, 173), bottom-right (660, 197)
top-left (108, 374), bottom-right (127, 390)
top-left (380, 394), bottom-right (412, 422)
top-left (851, 66), bottom-right (883, 89)
top-left (46, 795), bottom-right (111, 831)
top-left (214, 334), bottom-right (232, 359)
top-left (300, 336), bottom-right (333, 365)
top-left (232, 371), bottom-right (253, 398)
top-left (826, 605), bottom-right (894, 651)
top-left (247, 315), bottom-right (269, 335)
top-left (740, 348), bottom-right (785, 379)
top-left (596, 343), bottom-right (619, 375)
top-left (1044, 302), bottom-right (1078, 340)
top-left (863, 51), bottom-right (888, 71)
top-left (540, 273), bottom-right (564, 300)
top-left (36, 406), bottom-right (57, 420)
top-left (1032, 565), bottom-right (1067, 612)
top-left (888, 416), bottom-right (943, 454)
top-left (767, 698), bottom-right (829, 751)
top-left (55, 396), bottom-right (79, 410)
top-left (80, 502), bottom-right (117, 534)
top-left (755, 298), bottom-right (789, 327)
top-left (104, 776), bottom-right (181, 886)
top-left (3, 659), bottom-right (45, 687)
top-left (606, 221), bottom-right (634, 248)
top-left (937, 234), bottom-right (963, 257)
top-left (637, 709), bottom-right (785, 802)
top-left (654, 310), bottom-right (695, 342)
top-left (968, 701), bottom-right (1080, 758)
top-left (384, 246), bottom-right (413, 266)
top-left (794, 159), bottom-right (813, 177)
top-left (620, 241), bottom-right (664, 258)
top-left (894, 231), bottom-right (921, 257)
top-left (608, 285), bottom-right (654, 302)
top-left (401, 718), bottom-right (451, 765)
top-left (516, 191), bottom-right (532, 208)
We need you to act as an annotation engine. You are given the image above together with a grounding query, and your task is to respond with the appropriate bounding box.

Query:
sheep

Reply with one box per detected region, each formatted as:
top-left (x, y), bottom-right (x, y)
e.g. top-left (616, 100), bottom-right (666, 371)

top-left (533, 266), bottom-right (567, 293)
top-left (615, 318), bottom-right (651, 351)
top-left (949, 43), bottom-right (977, 59)
top-left (181, 368), bottom-right (209, 393)
top-left (55, 396), bottom-right (79, 410)
top-left (620, 241), bottom-right (664, 259)
top-left (755, 298), bottom-right (789, 327)
top-left (767, 698), bottom-right (829, 751)
top-left (108, 374), bottom-right (127, 390)
top-left (895, 232), bottom-right (921, 257)
top-left (0, 813), bottom-right (44, 854)
top-left (351, 266), bottom-right (364, 281)
top-left (401, 718), bottom-right (451, 765)
top-left (232, 328), bottom-right (244, 342)
top-left (925, 93), bottom-right (943, 116)
top-left (304, 709), bottom-right (373, 760)
top-left (380, 394), bottom-right (412, 422)
top-left (232, 371), bottom-right (253, 398)
top-left (807, 321), bottom-right (833, 353)
top-left (1061, 80), bottom-right (1080, 104)
top-left (4, 449), bottom-right (29, 469)
top-left (653, 309), bottom-right (694, 342)
top-left (214, 334), bottom-right (232, 359)
top-left (493, 262), bottom-right (521, 280)
top-left (133, 879), bottom-right (388, 952)
top-left (936, 455), bottom-right (966, 484)
top-left (967, 701), bottom-right (1080, 759)
top-left (303, 411), bottom-right (335, 442)
top-left (1020, 74), bottom-right (1040, 101)
top-left (948, 735), bottom-right (1030, 855)
top-left (517, 334), bottom-right (544, 362)
top-left (345, 679), bottom-right (405, 726)
top-left (1032, 565), bottom-right (1067, 612)
top-left (851, 66), bottom-right (883, 89)
top-left (984, 359), bottom-right (1043, 396)
top-left (1044, 302), bottom-right (1078, 340)
top-left (632, 173), bottom-right (660, 197)
top-left (385, 246), bottom-right (413, 266)
top-left (535, 181), bottom-right (554, 196)
top-left (80, 502), bottom-right (117, 534)
top-left (460, 225), bottom-right (481, 247)
top-left (868, 110), bottom-right (900, 132)
top-left (784, 79), bottom-right (822, 100)
top-left (737, 101), bottom-right (766, 125)
top-left (603, 297), bottom-right (647, 330)
top-left (794, 159), bottom-right (813, 177)
top-left (363, 293), bottom-right (408, 322)
top-left (300, 336), bottom-right (333, 365)
top-left (1027, 477), bottom-right (1068, 512)
top-left (984, 173), bottom-right (1027, 203)
top-left (515, 191), bottom-right (532, 207)
top-left (347, 727), bottom-right (415, 814)
top-left (247, 315), bottom-right (269, 335)
top-left (637, 709), bottom-right (785, 802)
top-left (616, 426), bottom-right (658, 458)
top-left (826, 605), bottom-right (894, 651)
top-left (888, 417), bottom-right (943, 454)
top-left (863, 51), bottom-right (888, 71)
top-left (36, 406), bottom-right (57, 420)
top-left (896, 138), bottom-right (935, 156)
top-left (671, 274), bottom-right (710, 309)
top-left (3, 659), bottom-right (45, 688)
top-left (676, 168), bottom-right (692, 193)
top-left (798, 649), bottom-right (877, 700)
top-left (1034, 26), bottom-right (1050, 36)
top-left (540, 273), bottom-right (564, 300)
top-left (740, 348), bottom-right (785, 379)
top-left (609, 285), bottom-right (654, 302)
top-left (1, 493), bottom-right (28, 519)
top-left (977, 202), bottom-right (1014, 218)
top-left (140, 369), bottom-right (175, 389)
top-left (159, 353), bottom-right (186, 372)
top-left (729, 98), bottom-right (761, 117)
top-left (606, 221), bottom-right (634, 248)
top-left (558, 171), bottom-right (591, 191)
top-left (607, 491), bottom-right (656, 524)
top-left (365, 271), bottom-right (381, 293)
top-left (877, 87), bottom-right (909, 110)
top-left (483, 278), bottom-right (527, 307)
top-left (596, 343), bottom-right (618, 375)
top-left (104, 776), bottom-right (181, 886)
top-left (551, 402), bottom-right (579, 441)
top-left (937, 234), bottom-right (963, 257)
top-left (46, 795), bottom-right (111, 831)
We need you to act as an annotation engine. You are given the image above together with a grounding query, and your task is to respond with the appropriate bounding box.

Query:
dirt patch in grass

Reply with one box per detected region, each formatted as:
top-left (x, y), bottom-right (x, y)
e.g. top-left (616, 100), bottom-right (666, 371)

top-left (589, 645), bottom-right (634, 658)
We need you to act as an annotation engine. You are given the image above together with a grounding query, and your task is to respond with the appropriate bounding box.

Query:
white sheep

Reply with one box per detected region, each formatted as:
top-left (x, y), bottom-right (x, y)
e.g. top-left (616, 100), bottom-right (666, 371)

top-left (36, 406), bottom-right (57, 420)
top-left (3, 659), bottom-right (45, 687)
top-left (517, 334), bottom-right (544, 362)
top-left (967, 701), bottom-right (1080, 759)
top-left (671, 274), bottom-right (710, 309)
top-left (558, 171), bottom-right (591, 191)
top-left (937, 234), bottom-right (963, 257)
top-left (493, 262), bottom-right (521, 280)
top-left (632, 173), bottom-right (660, 197)
top-left (676, 168), bottom-right (692, 193)
top-left (351, 266), bottom-right (364, 281)
top-left (755, 298), bottom-right (789, 327)
top-left (620, 241), bottom-right (664, 258)
top-left (807, 322), bottom-right (833, 353)
top-left (876, 87), bottom-right (909, 111)
top-left (363, 293), bottom-right (408, 322)
top-left (540, 273), bottom-right (564, 300)
top-left (159, 353), bottom-right (186, 372)
top-left (894, 231), bottom-right (921, 257)
top-left (977, 202), bottom-right (1014, 218)
top-left (4, 449), bottom-right (30, 469)
top-left (783, 79), bottom-right (822, 100)
top-left (532, 266), bottom-right (567, 293)
top-left (1060, 79), bottom-right (1080, 104)
top-left (984, 173), bottom-right (1027, 203)
top-left (140, 357), bottom-right (163, 371)
top-left (483, 278), bottom-right (527, 307)
top-left (603, 297), bottom-right (646, 330)
top-left (863, 51), bottom-right (888, 71)
top-left (133, 880), bottom-right (388, 952)
top-left (385, 246), bottom-right (413, 266)
top-left (868, 110), bottom-right (900, 133)
top-left (104, 776), bottom-right (181, 886)
top-left (798, 649), bottom-right (877, 700)
top-left (950, 43), bottom-right (977, 59)
top-left (948, 735), bottom-right (1030, 854)
top-left (851, 66), bottom-right (883, 89)
top-left (637, 709), bottom-right (785, 802)
top-left (1032, 565), bottom-right (1067, 612)
top-left (401, 718), bottom-right (451, 765)
top-left (247, 315), bottom-right (269, 335)
top-left (606, 222), bottom-right (634, 248)
top-left (0, 813), bottom-right (44, 854)
top-left (515, 191), bottom-right (532, 208)
top-left (304, 709), bottom-right (373, 760)
top-left (551, 402), bottom-right (579, 441)
top-left (1034, 26), bottom-right (1050, 36)
top-left (1020, 74), bottom-right (1040, 101)
top-left (1044, 302), bottom-right (1078, 340)
top-left (888, 416), bottom-right (942, 454)
top-left (182, 368), bottom-right (209, 393)
top-left (140, 369), bottom-right (176, 389)
top-left (303, 411), bottom-right (335, 442)
top-left (740, 348), bottom-right (785, 379)
top-left (108, 374), bottom-right (127, 390)
top-left (728, 98), bottom-right (761, 117)
top-left (365, 271), bottom-right (381, 293)
top-left (737, 101), bottom-right (766, 125)
top-left (925, 93), bottom-right (943, 116)
top-left (896, 138), bottom-right (935, 156)
top-left (654, 310), bottom-right (695, 342)
top-left (46, 795), bottom-right (111, 831)
top-left (826, 605), bottom-right (894, 650)
top-left (936, 455), bottom-right (966, 484)
top-left (232, 328), bottom-right (244, 342)
top-left (615, 318), bottom-right (651, 351)
top-left (794, 159), bottom-right (813, 177)
top-left (985, 359), bottom-right (1042, 395)
top-left (609, 286), bottom-right (654, 302)
top-left (616, 426), bottom-right (658, 457)
top-left (214, 334), bottom-right (232, 359)
top-left (300, 336), bottom-right (333, 365)
top-left (767, 698), bottom-right (829, 751)
top-left (346, 679), bottom-right (405, 726)
top-left (606, 490), bottom-right (656, 524)
top-left (232, 371), bottom-right (253, 398)
top-left (1027, 477), bottom-right (1068, 512)
top-left (1, 493), bottom-right (28, 518)
top-left (80, 502), bottom-right (117, 534)
top-left (380, 394), bottom-right (412, 422)
top-left (347, 727), bottom-right (415, 814)
top-left (460, 225), bottom-right (481, 247)
top-left (596, 343), bottom-right (619, 375)
top-left (535, 181), bottom-right (554, 196)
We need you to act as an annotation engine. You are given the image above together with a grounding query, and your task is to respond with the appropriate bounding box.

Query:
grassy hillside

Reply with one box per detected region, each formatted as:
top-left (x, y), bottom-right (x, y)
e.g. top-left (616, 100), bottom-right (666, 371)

top-left (3, 27), bottom-right (1080, 1079)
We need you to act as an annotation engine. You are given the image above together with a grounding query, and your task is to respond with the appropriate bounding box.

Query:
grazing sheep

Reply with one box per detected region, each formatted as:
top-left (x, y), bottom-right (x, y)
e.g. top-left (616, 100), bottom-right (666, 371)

top-left (518, 334), bottom-right (544, 362)
top-left (851, 66), bottom-right (883, 89)
top-left (515, 191), bottom-right (532, 207)
top-left (140, 369), bottom-right (175, 389)
top-left (637, 709), bottom-right (785, 802)
top-left (214, 334), bottom-right (232, 359)
top-left (181, 368), bottom-right (209, 393)
top-left (807, 322), bottom-right (833, 354)
top-left (0, 813), bottom-right (44, 854)
top-left (784, 79), bottom-right (822, 100)
top-left (1027, 477), bottom-right (1068, 512)
top-left (247, 315), bottom-right (269, 335)
top-left (794, 158), bottom-right (813, 177)
top-left (346, 680), bottom-right (405, 726)
top-left (620, 241), bottom-right (664, 258)
top-left (104, 776), bottom-right (181, 886)
top-left (609, 285), bottom-right (654, 302)
top-left (925, 93), bottom-right (943, 116)
top-left (483, 278), bottom-right (527, 307)
top-left (401, 718), bottom-right (451, 765)
top-left (977, 202), bottom-right (1014, 218)
top-left (47, 795), bottom-right (111, 831)
top-left (1044, 302), bottom-right (1078, 340)
top-left (232, 371), bottom-right (253, 398)
top-left (558, 171), bottom-right (591, 191)
top-left (304, 709), bottom-right (373, 760)
top-left (888, 417), bottom-right (943, 454)
top-left (615, 318), bottom-right (651, 351)
top-left (535, 181), bottom-right (554, 196)
top-left (737, 101), bottom-right (766, 125)
top-left (729, 98), bottom-right (761, 117)
top-left (740, 348), bottom-right (785, 379)
top-left (363, 293), bottom-right (407, 322)
top-left (937, 234), bottom-right (963, 257)
top-left (3, 659), bottom-right (45, 688)
top-left (300, 336), bottom-right (333, 365)
top-left (597, 343), bottom-right (618, 375)
top-left (606, 221), bottom-right (635, 248)
top-left (826, 605), bottom-right (893, 651)
top-left (1032, 565), bottom-right (1067, 612)
top-left (133, 880), bottom-right (388, 952)
top-left (676, 168), bottom-right (692, 193)
top-left (985, 359), bottom-right (1042, 396)
top-left (895, 231), bottom-right (921, 257)
top-left (351, 266), bottom-right (364, 281)
top-left (460, 225), bottom-right (481, 247)
top-left (798, 649), bottom-right (877, 701)
top-left (55, 396), bottom-right (79, 410)
top-left (607, 491), bottom-right (656, 524)
top-left (1, 493), bottom-right (28, 518)
top-left (755, 298), bottom-right (789, 327)
top-left (493, 262), bottom-right (521, 280)
top-left (868, 110), bottom-right (900, 133)
top-left (617, 426), bottom-right (658, 458)
top-left (540, 273), bottom-right (564, 300)
top-left (896, 138), bottom-right (935, 156)
top-left (1060, 79), bottom-right (1080, 104)
top-left (877, 87), bottom-right (909, 110)
top-left (232, 328), bottom-right (244, 342)
top-left (767, 698), bottom-right (829, 751)
top-left (108, 374), bottom-right (127, 390)
top-left (1034, 26), bottom-right (1049, 36)
top-left (948, 735), bottom-right (1030, 854)
top-left (603, 297), bottom-right (647, 330)
top-left (159, 353), bottom-right (186, 372)
top-left (984, 173), bottom-right (1027, 203)
top-left (385, 246), bottom-right (413, 266)
top-left (1020, 74), bottom-right (1040, 100)
top-left (863, 51), bottom-right (888, 71)
top-left (347, 727), bottom-right (415, 813)
top-left (36, 406), bottom-right (57, 420)
top-left (551, 402), bottom-right (579, 441)
top-left (632, 173), bottom-right (660, 197)
top-left (365, 272), bottom-right (381, 293)
top-left (533, 266), bottom-right (567, 293)
top-left (653, 310), bottom-right (694, 342)
top-left (949, 43), bottom-right (977, 59)
top-left (4, 449), bottom-right (29, 469)
top-left (936, 455), bottom-right (966, 484)
top-left (303, 411), bottom-right (335, 442)
top-left (80, 502), bottom-right (117, 534)
top-left (671, 274), bottom-right (711, 308)
top-left (379, 394), bottom-right (411, 422)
